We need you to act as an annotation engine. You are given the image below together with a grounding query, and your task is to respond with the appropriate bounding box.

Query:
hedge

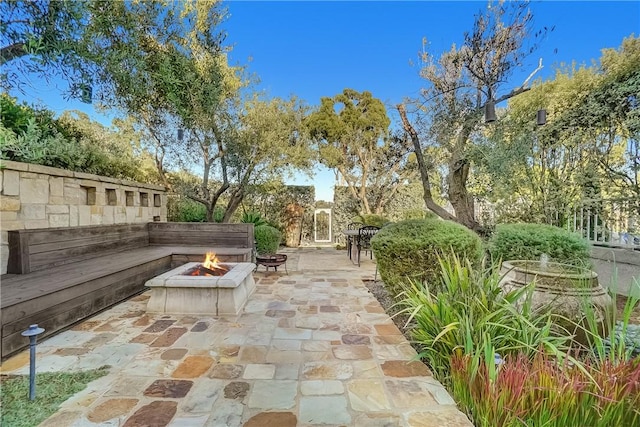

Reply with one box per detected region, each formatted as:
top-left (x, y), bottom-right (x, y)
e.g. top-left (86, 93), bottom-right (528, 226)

top-left (488, 223), bottom-right (591, 267)
top-left (371, 218), bottom-right (484, 297)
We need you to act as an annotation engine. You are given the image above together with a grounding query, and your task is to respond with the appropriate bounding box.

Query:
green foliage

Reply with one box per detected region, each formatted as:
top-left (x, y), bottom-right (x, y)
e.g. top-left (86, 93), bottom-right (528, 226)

top-left (241, 211), bottom-right (267, 227)
top-left (477, 36), bottom-right (640, 223)
top-left (167, 196), bottom-right (207, 222)
top-left (398, 254), bottom-right (570, 381)
top-left (401, 208), bottom-right (438, 221)
top-left (371, 218), bottom-right (483, 296)
top-left (488, 223), bottom-right (591, 266)
top-left (396, 255), bottom-right (639, 427)
top-left (581, 286), bottom-right (639, 363)
top-left (254, 225), bottom-right (282, 255)
top-left (352, 213), bottom-right (389, 228)
top-left (333, 183), bottom-right (426, 246)
top-left (242, 184), bottom-right (315, 244)
top-left (307, 89), bottom-right (416, 215)
top-left (0, 367), bottom-right (110, 427)
top-left (0, 95), bottom-right (155, 182)
top-left (0, 93), bottom-right (33, 132)
top-left (213, 207), bottom-right (225, 223)
top-left (450, 352), bottom-right (640, 427)
top-left (1, 0), bottom-right (93, 94)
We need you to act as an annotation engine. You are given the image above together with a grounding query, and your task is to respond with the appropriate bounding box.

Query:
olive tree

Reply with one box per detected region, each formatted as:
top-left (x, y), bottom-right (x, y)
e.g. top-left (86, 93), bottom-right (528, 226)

top-left (397, 0), bottom-right (546, 233)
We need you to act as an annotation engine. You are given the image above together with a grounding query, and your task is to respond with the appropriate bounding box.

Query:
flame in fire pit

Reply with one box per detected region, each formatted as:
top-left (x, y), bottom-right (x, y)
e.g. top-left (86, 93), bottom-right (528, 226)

top-left (186, 252), bottom-right (229, 276)
top-left (204, 252), bottom-right (226, 271)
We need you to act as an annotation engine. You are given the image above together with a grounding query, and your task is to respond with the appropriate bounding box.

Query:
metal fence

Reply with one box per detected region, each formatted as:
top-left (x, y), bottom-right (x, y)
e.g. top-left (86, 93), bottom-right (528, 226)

top-left (561, 198), bottom-right (639, 249)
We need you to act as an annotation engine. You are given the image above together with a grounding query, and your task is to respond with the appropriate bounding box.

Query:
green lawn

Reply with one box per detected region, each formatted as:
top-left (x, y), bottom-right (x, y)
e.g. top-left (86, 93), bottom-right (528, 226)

top-left (1, 367), bottom-right (110, 427)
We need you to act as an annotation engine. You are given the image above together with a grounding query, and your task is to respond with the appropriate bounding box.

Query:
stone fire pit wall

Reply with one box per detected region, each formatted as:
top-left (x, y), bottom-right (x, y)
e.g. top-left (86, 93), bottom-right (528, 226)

top-left (145, 262), bottom-right (257, 316)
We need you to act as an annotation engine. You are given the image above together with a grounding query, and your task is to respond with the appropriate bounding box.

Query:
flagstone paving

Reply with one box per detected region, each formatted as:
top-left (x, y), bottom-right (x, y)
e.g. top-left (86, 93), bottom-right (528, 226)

top-left (1, 247), bottom-right (472, 427)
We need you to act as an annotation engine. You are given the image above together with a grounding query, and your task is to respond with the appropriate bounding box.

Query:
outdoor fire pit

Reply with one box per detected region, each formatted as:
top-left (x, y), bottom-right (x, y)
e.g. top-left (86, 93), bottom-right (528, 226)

top-left (145, 252), bottom-right (256, 315)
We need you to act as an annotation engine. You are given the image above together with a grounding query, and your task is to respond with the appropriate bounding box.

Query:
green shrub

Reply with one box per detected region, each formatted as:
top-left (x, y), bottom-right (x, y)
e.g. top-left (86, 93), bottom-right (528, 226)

top-left (353, 213), bottom-right (389, 228)
top-left (167, 197), bottom-right (207, 222)
top-left (255, 225), bottom-right (282, 255)
top-left (371, 218), bottom-right (483, 296)
top-left (488, 223), bottom-right (591, 266)
top-left (1, 95), bottom-right (143, 180)
top-left (401, 208), bottom-right (438, 221)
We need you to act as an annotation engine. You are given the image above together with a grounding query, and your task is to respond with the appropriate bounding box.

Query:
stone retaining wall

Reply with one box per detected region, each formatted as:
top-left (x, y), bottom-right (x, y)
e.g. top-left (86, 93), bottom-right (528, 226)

top-left (0, 160), bottom-right (167, 274)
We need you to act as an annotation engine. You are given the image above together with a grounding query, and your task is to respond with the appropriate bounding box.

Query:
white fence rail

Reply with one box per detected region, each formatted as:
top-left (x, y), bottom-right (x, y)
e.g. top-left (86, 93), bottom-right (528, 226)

top-left (475, 197), bottom-right (640, 250)
top-left (565, 198), bottom-right (639, 249)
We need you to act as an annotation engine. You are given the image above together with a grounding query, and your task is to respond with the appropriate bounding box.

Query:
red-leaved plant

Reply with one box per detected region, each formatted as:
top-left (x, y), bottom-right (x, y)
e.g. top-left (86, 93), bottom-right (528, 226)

top-left (450, 352), bottom-right (640, 427)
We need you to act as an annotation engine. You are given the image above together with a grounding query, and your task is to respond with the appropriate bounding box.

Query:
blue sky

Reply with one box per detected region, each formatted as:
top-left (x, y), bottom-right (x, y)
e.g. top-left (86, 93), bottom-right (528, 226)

top-left (7, 1), bottom-right (640, 201)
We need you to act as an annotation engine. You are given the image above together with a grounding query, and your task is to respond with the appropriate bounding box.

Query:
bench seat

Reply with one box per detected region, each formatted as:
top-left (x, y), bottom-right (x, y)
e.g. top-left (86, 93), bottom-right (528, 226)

top-left (1, 222), bottom-right (255, 360)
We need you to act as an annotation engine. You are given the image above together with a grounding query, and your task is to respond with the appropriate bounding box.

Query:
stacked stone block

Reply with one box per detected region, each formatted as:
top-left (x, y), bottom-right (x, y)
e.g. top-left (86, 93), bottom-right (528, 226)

top-left (0, 160), bottom-right (167, 274)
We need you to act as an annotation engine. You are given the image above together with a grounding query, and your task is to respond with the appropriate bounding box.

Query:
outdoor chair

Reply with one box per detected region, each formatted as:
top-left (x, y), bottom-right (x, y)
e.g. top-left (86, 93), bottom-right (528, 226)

top-left (346, 222), bottom-right (364, 260)
top-left (356, 225), bottom-right (380, 267)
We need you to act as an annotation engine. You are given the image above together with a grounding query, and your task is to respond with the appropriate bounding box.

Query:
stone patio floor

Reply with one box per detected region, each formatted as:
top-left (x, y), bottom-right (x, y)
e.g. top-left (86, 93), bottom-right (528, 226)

top-left (0, 247), bottom-right (472, 427)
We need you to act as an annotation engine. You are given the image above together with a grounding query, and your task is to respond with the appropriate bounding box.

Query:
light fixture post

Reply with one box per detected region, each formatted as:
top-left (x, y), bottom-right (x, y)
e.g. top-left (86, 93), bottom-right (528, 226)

top-left (21, 324), bottom-right (45, 400)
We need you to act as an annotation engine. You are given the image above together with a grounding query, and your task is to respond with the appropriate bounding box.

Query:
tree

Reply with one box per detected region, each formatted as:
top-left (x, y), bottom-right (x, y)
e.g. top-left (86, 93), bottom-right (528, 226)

top-left (1, 0), bottom-right (91, 93)
top-left (221, 95), bottom-right (314, 222)
top-left (397, 0), bottom-right (546, 233)
top-left (474, 35), bottom-right (640, 223)
top-left (80, 0), bottom-right (232, 222)
top-left (307, 88), bottom-right (416, 214)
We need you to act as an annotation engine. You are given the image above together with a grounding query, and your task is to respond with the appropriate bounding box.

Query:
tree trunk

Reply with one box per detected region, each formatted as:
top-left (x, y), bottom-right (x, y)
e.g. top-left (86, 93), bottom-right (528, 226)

top-left (0, 42), bottom-right (27, 65)
top-left (397, 104), bottom-right (458, 222)
top-left (445, 110), bottom-right (486, 233)
top-left (447, 156), bottom-right (480, 231)
top-left (223, 187), bottom-right (245, 222)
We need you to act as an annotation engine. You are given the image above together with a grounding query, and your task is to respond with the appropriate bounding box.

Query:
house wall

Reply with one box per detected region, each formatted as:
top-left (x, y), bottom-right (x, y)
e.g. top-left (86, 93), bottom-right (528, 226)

top-left (0, 160), bottom-right (167, 274)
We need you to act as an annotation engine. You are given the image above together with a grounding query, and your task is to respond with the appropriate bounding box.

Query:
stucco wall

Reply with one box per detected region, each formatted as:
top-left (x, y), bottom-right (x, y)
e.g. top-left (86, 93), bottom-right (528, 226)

top-left (0, 160), bottom-right (167, 274)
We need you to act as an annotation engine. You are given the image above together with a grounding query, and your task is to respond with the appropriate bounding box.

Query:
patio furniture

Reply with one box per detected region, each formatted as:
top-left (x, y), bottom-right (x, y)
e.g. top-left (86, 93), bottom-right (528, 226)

top-left (345, 222), bottom-right (364, 260)
top-left (356, 225), bottom-right (380, 267)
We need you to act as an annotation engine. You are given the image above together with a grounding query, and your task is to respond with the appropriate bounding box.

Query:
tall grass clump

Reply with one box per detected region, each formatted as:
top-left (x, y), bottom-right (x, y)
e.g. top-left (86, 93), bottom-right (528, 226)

top-left (398, 253), bottom-right (571, 381)
top-left (488, 223), bottom-right (591, 266)
top-left (449, 352), bottom-right (640, 427)
top-left (578, 284), bottom-right (639, 362)
top-left (371, 219), bottom-right (483, 297)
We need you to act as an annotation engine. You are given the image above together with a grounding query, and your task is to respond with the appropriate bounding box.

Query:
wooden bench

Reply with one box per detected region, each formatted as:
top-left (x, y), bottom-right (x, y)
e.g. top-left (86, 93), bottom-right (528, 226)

top-left (1, 222), bottom-right (254, 360)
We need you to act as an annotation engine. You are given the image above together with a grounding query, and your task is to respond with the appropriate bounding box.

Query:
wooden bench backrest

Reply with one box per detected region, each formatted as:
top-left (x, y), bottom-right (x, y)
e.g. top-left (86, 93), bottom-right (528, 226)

top-left (7, 223), bottom-right (150, 274)
top-left (148, 222), bottom-right (254, 248)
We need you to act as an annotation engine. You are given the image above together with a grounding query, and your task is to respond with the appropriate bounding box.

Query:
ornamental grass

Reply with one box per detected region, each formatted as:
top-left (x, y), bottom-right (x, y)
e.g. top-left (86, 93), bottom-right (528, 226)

top-left (449, 352), bottom-right (640, 427)
top-left (396, 253), bottom-right (571, 380)
top-left (398, 253), bottom-right (640, 426)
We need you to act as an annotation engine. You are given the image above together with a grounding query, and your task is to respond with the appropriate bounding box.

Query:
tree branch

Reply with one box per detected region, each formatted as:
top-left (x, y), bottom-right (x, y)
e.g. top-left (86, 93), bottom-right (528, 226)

top-left (0, 42), bottom-right (27, 65)
top-left (494, 58), bottom-right (543, 104)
